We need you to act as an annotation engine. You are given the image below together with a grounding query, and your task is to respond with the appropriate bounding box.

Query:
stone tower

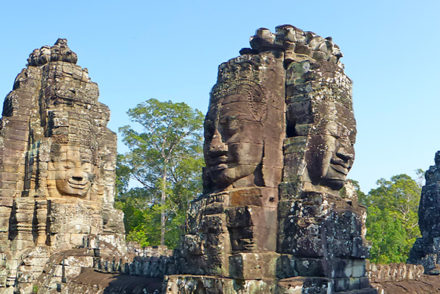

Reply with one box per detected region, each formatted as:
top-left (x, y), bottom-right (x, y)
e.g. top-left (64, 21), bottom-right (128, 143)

top-left (0, 39), bottom-right (125, 293)
top-left (166, 26), bottom-right (375, 293)
top-left (408, 151), bottom-right (440, 274)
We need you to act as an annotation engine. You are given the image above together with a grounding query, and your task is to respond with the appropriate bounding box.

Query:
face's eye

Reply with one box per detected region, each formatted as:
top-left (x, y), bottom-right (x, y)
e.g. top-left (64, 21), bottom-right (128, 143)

top-left (82, 162), bottom-right (93, 173)
top-left (63, 160), bottom-right (75, 169)
top-left (219, 115), bottom-right (239, 136)
top-left (204, 119), bottom-right (215, 140)
top-left (338, 126), bottom-right (354, 141)
top-left (325, 122), bottom-right (340, 138)
top-left (349, 130), bottom-right (356, 145)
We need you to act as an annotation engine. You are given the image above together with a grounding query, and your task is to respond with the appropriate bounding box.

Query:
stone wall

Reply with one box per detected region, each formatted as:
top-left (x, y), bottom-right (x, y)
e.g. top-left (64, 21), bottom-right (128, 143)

top-left (93, 244), bottom-right (175, 279)
top-left (366, 262), bottom-right (424, 283)
top-left (367, 263), bottom-right (425, 294)
top-left (126, 243), bottom-right (173, 258)
top-left (35, 240), bottom-right (174, 293)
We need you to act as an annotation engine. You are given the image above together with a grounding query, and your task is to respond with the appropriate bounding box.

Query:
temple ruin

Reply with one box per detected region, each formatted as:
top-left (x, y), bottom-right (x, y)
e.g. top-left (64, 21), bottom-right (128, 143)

top-left (0, 26), bottom-right (378, 293)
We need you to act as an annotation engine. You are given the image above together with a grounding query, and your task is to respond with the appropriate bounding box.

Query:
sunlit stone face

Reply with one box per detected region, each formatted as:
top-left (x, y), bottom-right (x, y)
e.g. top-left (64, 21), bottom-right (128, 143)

top-left (204, 92), bottom-right (265, 191)
top-left (306, 113), bottom-right (355, 190)
top-left (48, 144), bottom-right (95, 198)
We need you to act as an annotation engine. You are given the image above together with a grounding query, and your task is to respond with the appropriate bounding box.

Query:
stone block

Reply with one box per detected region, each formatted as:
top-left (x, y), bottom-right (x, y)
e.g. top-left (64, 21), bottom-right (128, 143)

top-left (53, 265), bottom-right (63, 277)
top-left (333, 277), bottom-right (370, 292)
top-left (64, 256), bottom-right (94, 268)
top-left (276, 255), bottom-right (366, 280)
top-left (226, 205), bottom-right (278, 252)
top-left (200, 215), bottom-right (224, 234)
top-left (228, 252), bottom-right (279, 279)
top-left (277, 277), bottom-right (330, 294)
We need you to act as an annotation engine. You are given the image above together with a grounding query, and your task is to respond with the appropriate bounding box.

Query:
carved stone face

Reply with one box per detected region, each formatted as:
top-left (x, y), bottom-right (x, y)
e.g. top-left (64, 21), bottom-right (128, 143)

top-left (306, 116), bottom-right (355, 190)
top-left (204, 94), bottom-right (265, 190)
top-left (48, 144), bottom-right (95, 197)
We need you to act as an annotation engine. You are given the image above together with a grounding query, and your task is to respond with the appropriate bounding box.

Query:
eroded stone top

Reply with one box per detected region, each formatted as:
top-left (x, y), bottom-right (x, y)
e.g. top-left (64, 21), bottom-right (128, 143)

top-left (241, 25), bottom-right (343, 67)
top-left (27, 38), bottom-right (78, 66)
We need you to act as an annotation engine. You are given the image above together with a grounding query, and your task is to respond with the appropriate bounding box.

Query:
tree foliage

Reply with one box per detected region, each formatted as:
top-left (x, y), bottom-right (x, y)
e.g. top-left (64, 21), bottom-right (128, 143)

top-left (359, 174), bottom-right (421, 264)
top-left (116, 98), bottom-right (204, 248)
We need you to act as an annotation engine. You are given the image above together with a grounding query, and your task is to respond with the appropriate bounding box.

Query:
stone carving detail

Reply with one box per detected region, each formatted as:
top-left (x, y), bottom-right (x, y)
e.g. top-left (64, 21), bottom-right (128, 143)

top-left (366, 262), bottom-right (424, 283)
top-left (0, 39), bottom-right (126, 293)
top-left (408, 151), bottom-right (440, 274)
top-left (177, 51), bottom-right (285, 282)
top-left (168, 25), bottom-right (375, 293)
top-left (203, 53), bottom-right (285, 192)
top-left (47, 144), bottom-right (95, 198)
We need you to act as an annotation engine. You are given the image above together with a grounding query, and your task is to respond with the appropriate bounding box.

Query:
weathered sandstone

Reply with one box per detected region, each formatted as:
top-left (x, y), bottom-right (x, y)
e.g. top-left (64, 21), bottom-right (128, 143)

top-left (0, 39), bottom-right (126, 293)
top-left (408, 151), bottom-right (440, 274)
top-left (166, 25), bottom-right (375, 293)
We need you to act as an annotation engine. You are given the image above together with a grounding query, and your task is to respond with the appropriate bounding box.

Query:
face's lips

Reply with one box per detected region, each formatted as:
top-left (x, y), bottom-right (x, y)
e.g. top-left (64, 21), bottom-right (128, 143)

top-left (211, 163), bottom-right (228, 171)
top-left (67, 179), bottom-right (89, 189)
top-left (207, 154), bottom-right (228, 166)
top-left (330, 158), bottom-right (351, 175)
top-left (330, 164), bottom-right (348, 175)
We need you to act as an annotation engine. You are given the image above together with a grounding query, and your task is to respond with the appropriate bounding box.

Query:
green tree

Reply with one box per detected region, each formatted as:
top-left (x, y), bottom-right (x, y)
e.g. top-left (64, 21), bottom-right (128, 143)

top-left (361, 174), bottom-right (421, 263)
top-left (117, 98), bottom-right (204, 247)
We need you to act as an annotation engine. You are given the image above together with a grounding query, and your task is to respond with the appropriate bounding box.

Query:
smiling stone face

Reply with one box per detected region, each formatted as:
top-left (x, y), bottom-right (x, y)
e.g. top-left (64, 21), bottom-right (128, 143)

top-left (284, 56), bottom-right (356, 192)
top-left (203, 53), bottom-right (285, 193)
top-left (48, 144), bottom-right (96, 198)
top-left (306, 118), bottom-right (355, 190)
top-left (204, 90), bottom-right (266, 191)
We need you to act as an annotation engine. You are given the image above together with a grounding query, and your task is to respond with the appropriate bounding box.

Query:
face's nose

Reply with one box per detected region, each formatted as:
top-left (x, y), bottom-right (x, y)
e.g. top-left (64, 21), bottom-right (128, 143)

top-left (71, 164), bottom-right (85, 182)
top-left (336, 139), bottom-right (354, 163)
top-left (72, 175), bottom-right (83, 182)
top-left (209, 129), bottom-right (228, 154)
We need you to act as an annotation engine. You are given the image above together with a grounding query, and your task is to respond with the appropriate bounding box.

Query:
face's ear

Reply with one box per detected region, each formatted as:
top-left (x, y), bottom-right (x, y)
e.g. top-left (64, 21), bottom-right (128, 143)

top-left (305, 134), bottom-right (325, 185)
top-left (93, 164), bottom-right (99, 176)
top-left (202, 167), bottom-right (213, 194)
top-left (261, 139), bottom-right (283, 188)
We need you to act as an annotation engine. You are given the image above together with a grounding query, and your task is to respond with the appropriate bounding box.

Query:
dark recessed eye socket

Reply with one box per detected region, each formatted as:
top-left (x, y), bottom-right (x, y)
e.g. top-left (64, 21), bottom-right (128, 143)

top-left (349, 131), bottom-right (356, 143)
top-left (82, 162), bottom-right (92, 172)
top-left (204, 120), bottom-right (215, 139)
top-left (219, 115), bottom-right (239, 134)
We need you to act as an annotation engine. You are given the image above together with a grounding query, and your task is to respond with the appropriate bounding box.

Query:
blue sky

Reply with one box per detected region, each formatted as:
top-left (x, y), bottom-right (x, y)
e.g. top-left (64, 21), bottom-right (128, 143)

top-left (1, 0), bottom-right (439, 192)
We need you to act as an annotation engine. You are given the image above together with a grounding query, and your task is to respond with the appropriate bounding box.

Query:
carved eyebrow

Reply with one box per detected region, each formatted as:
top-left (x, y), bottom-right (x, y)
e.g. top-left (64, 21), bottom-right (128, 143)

top-left (61, 160), bottom-right (75, 167)
top-left (62, 159), bottom-right (75, 163)
top-left (219, 114), bottom-right (237, 121)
